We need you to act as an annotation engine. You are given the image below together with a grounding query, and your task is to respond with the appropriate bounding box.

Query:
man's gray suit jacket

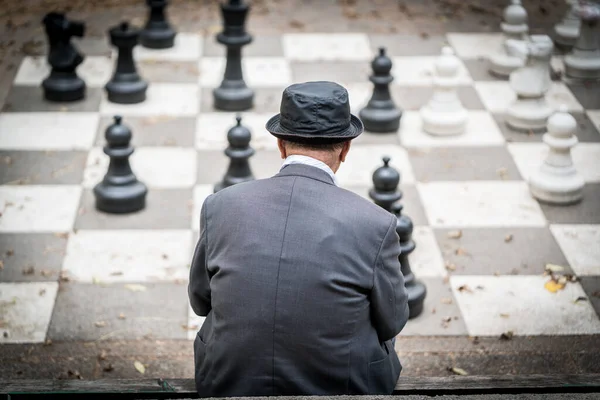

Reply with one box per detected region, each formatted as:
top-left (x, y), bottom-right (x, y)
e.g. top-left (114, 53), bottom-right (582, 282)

top-left (188, 163), bottom-right (410, 397)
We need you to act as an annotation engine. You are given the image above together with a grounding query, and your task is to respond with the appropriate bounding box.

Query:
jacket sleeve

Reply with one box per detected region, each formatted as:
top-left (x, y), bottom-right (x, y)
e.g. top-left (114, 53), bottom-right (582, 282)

top-left (370, 215), bottom-right (410, 341)
top-left (188, 198), bottom-right (211, 316)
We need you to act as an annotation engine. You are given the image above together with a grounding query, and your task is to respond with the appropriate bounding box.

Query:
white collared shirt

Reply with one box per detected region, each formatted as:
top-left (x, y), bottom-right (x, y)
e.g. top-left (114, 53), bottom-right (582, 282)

top-left (281, 155), bottom-right (339, 186)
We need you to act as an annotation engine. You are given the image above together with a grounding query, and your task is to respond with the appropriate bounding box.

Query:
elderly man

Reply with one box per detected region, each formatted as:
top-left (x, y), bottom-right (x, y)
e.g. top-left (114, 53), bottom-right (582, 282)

top-left (188, 81), bottom-right (409, 396)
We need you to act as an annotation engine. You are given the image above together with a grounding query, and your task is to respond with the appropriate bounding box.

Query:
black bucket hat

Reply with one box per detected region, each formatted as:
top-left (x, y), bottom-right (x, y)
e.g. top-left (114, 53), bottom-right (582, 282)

top-left (265, 81), bottom-right (363, 144)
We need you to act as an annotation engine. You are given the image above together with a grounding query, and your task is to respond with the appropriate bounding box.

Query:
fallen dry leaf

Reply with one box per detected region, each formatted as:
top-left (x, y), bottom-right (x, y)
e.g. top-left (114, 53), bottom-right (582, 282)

top-left (574, 296), bottom-right (588, 304)
top-left (134, 361), bottom-right (146, 374)
top-left (103, 363), bottom-right (114, 372)
top-left (445, 261), bottom-right (457, 272)
top-left (441, 297), bottom-right (453, 305)
top-left (22, 266), bottom-right (35, 275)
top-left (448, 367), bottom-right (468, 376)
top-left (124, 284), bottom-right (147, 292)
top-left (40, 269), bottom-right (53, 277)
top-left (592, 291), bottom-right (600, 298)
top-left (447, 230), bottom-right (462, 239)
top-left (454, 247), bottom-right (469, 256)
top-left (94, 321), bottom-right (107, 328)
top-left (53, 232), bottom-right (69, 240)
top-left (161, 254), bottom-right (169, 260)
top-left (44, 339), bottom-right (52, 346)
top-left (499, 313), bottom-right (510, 318)
top-left (469, 336), bottom-right (480, 345)
top-left (545, 279), bottom-right (565, 293)
top-left (500, 331), bottom-right (514, 341)
top-left (110, 271), bottom-right (123, 276)
top-left (0, 260), bottom-right (3, 270)
top-left (59, 271), bottom-right (70, 282)
top-left (504, 234), bottom-right (513, 243)
top-left (118, 313), bottom-right (126, 320)
top-left (5, 249), bottom-right (14, 257)
top-left (98, 350), bottom-right (107, 361)
top-left (545, 263), bottom-right (565, 273)
top-left (457, 284), bottom-right (473, 293)
top-left (496, 167), bottom-right (508, 179)
top-left (39, 289), bottom-right (46, 296)
top-left (289, 19), bottom-right (305, 29)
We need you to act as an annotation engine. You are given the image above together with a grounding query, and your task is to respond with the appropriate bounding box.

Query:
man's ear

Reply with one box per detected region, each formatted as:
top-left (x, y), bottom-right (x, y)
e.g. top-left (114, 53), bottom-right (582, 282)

top-left (277, 138), bottom-right (287, 159)
top-left (339, 141), bottom-right (351, 163)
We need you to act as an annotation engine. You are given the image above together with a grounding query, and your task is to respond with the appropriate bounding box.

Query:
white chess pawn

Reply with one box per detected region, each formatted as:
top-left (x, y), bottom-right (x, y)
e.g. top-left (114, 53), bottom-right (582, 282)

top-left (553, 0), bottom-right (581, 51)
top-left (506, 35), bottom-right (554, 132)
top-left (529, 105), bottom-right (584, 205)
top-left (420, 46), bottom-right (467, 136)
top-left (489, 0), bottom-right (529, 78)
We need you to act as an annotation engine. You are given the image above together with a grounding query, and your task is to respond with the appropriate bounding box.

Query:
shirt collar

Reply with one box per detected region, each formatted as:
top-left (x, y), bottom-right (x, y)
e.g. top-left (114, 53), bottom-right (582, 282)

top-left (281, 155), bottom-right (339, 186)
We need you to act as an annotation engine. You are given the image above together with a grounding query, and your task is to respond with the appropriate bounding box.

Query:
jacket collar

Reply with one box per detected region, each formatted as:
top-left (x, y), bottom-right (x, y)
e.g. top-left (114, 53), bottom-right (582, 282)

top-left (275, 163), bottom-right (336, 186)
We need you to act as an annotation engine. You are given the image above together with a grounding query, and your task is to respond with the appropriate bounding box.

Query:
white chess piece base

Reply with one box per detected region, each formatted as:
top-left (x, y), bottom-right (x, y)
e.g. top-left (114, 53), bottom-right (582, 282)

top-left (529, 163), bottom-right (585, 204)
top-left (489, 53), bottom-right (525, 78)
top-left (506, 97), bottom-right (553, 132)
top-left (421, 107), bottom-right (468, 136)
top-left (564, 54), bottom-right (600, 80)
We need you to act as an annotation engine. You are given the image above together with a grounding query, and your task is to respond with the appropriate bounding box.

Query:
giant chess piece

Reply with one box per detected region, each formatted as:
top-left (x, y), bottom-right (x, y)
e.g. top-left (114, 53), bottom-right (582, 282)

top-left (213, 0), bottom-right (254, 111)
top-left (564, 2), bottom-right (600, 81)
top-left (41, 12), bottom-right (86, 102)
top-left (420, 47), bottom-right (468, 136)
top-left (506, 35), bottom-right (554, 132)
top-left (94, 116), bottom-right (147, 213)
top-left (489, 0), bottom-right (529, 78)
top-left (391, 203), bottom-right (426, 319)
top-left (140, 0), bottom-right (176, 49)
top-left (214, 115), bottom-right (255, 192)
top-left (529, 105), bottom-right (585, 204)
top-left (359, 47), bottom-right (402, 133)
top-left (553, 0), bottom-right (581, 51)
top-left (105, 22), bottom-right (148, 104)
top-left (369, 156), bottom-right (426, 319)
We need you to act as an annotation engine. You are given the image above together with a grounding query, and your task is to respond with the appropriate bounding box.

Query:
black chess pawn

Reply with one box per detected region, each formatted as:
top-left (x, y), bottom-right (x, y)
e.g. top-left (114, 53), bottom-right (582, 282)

top-left (368, 156), bottom-right (402, 211)
top-left (213, 0), bottom-right (254, 111)
top-left (391, 203), bottom-right (427, 319)
top-left (359, 47), bottom-right (402, 133)
top-left (94, 115), bottom-right (147, 213)
top-left (105, 22), bottom-right (148, 104)
top-left (41, 12), bottom-right (86, 102)
top-left (214, 115), bottom-right (255, 192)
top-left (140, 0), bottom-right (176, 49)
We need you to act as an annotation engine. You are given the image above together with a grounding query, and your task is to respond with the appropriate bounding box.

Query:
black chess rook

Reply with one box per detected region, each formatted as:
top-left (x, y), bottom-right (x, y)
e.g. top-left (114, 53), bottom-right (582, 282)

top-left (94, 115), bottom-right (148, 214)
top-left (140, 0), bottom-right (176, 49)
top-left (213, 0), bottom-right (254, 111)
top-left (214, 115), bottom-right (255, 192)
top-left (359, 47), bottom-right (402, 133)
top-left (105, 22), bottom-right (148, 104)
top-left (41, 12), bottom-right (86, 102)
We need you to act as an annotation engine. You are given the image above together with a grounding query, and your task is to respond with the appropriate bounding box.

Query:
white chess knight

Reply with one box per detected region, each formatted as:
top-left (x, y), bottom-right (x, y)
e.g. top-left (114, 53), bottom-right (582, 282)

top-left (489, 0), bottom-right (529, 78)
top-left (553, 0), bottom-right (581, 50)
top-left (564, 1), bottom-right (600, 80)
top-left (506, 35), bottom-right (554, 132)
top-left (529, 105), bottom-right (584, 205)
top-left (420, 46), bottom-right (467, 136)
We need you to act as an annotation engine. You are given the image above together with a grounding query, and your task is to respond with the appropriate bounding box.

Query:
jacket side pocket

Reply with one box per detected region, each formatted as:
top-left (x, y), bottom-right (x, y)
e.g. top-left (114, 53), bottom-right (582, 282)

top-left (367, 349), bottom-right (397, 394)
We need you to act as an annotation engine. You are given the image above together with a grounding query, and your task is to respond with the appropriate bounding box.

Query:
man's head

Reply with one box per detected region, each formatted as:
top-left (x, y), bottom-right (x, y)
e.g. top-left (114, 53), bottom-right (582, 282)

top-left (277, 139), bottom-right (351, 173)
top-left (266, 81), bottom-right (363, 171)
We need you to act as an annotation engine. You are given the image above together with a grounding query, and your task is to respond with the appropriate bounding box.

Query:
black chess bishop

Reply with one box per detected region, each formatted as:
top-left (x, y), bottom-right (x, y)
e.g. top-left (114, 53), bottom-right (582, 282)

top-left (105, 22), bottom-right (148, 104)
top-left (94, 115), bottom-right (147, 214)
top-left (41, 12), bottom-right (86, 102)
top-left (359, 47), bottom-right (402, 133)
top-left (213, 0), bottom-right (254, 111)
top-left (140, 0), bottom-right (176, 49)
top-left (214, 115), bottom-right (255, 192)
top-left (369, 156), bottom-right (426, 319)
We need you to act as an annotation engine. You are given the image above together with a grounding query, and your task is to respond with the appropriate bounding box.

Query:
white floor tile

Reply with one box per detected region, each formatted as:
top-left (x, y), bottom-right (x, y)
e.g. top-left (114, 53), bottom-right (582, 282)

top-left (451, 275), bottom-right (600, 336)
top-left (100, 83), bottom-right (199, 116)
top-left (411, 226), bottom-right (447, 278)
top-left (83, 147), bottom-right (197, 188)
top-left (192, 185), bottom-right (214, 231)
top-left (508, 143), bottom-right (600, 183)
top-left (337, 145), bottom-right (415, 186)
top-left (0, 282), bottom-right (58, 343)
top-left (475, 81), bottom-right (583, 113)
top-left (418, 181), bottom-right (547, 227)
top-left (400, 111), bottom-right (505, 147)
top-left (15, 56), bottom-right (113, 87)
top-left (282, 33), bottom-right (372, 61)
top-left (0, 186), bottom-right (81, 232)
top-left (187, 304), bottom-right (206, 340)
top-left (550, 224), bottom-right (600, 276)
top-left (199, 57), bottom-right (292, 87)
top-left (134, 33), bottom-right (202, 61)
top-left (196, 112), bottom-right (277, 150)
top-left (0, 113), bottom-right (98, 150)
top-left (344, 82), bottom-right (373, 113)
top-left (446, 33), bottom-right (503, 59)
top-left (391, 56), bottom-right (472, 86)
top-left (62, 230), bottom-right (192, 282)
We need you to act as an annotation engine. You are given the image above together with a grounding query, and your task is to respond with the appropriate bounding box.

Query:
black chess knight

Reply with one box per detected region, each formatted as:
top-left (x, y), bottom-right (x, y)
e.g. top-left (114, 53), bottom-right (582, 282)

top-left (214, 115), bottom-right (255, 192)
top-left (213, 0), bottom-right (254, 111)
top-left (105, 22), bottom-right (148, 104)
top-left (140, 0), bottom-right (176, 49)
top-left (41, 12), bottom-right (86, 102)
top-left (94, 115), bottom-right (147, 214)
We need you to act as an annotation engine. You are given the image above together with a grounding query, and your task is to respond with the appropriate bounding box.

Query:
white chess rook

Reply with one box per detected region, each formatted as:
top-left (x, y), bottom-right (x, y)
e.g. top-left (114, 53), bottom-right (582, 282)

top-left (420, 46), bottom-right (467, 136)
top-left (553, 0), bottom-right (581, 51)
top-left (489, 0), bottom-right (529, 78)
top-left (529, 105), bottom-right (585, 205)
top-left (506, 35), bottom-right (554, 132)
top-left (564, 2), bottom-right (600, 81)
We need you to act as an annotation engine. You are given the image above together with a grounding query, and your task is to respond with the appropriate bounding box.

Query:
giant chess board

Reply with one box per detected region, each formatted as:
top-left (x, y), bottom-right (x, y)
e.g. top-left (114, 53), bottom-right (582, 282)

top-left (1, 32), bottom-right (599, 344)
